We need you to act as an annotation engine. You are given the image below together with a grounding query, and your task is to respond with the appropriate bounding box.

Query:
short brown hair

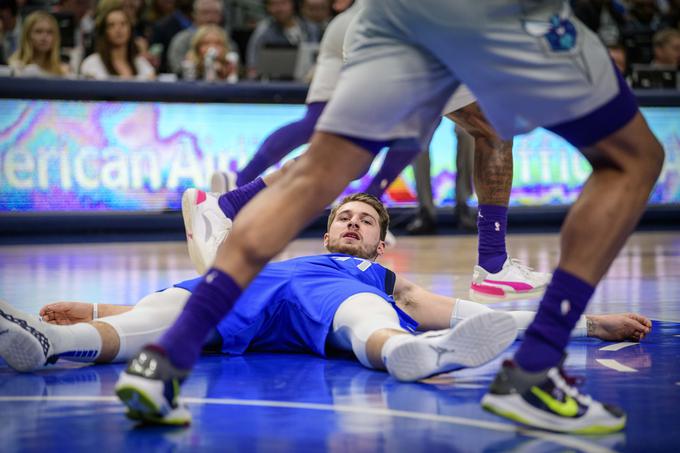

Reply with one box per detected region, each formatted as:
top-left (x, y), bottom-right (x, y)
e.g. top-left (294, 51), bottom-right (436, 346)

top-left (654, 28), bottom-right (680, 48)
top-left (327, 193), bottom-right (390, 241)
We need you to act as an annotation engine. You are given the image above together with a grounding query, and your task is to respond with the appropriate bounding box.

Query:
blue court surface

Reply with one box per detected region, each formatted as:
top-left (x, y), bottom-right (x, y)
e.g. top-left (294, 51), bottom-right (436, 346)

top-left (1, 235), bottom-right (680, 452)
top-left (0, 323), bottom-right (679, 452)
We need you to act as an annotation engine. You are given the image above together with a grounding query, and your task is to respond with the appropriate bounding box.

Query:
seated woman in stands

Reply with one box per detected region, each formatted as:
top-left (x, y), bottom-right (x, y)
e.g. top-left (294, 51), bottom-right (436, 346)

top-left (181, 24), bottom-right (238, 82)
top-left (9, 11), bottom-right (70, 78)
top-left (80, 0), bottom-right (155, 80)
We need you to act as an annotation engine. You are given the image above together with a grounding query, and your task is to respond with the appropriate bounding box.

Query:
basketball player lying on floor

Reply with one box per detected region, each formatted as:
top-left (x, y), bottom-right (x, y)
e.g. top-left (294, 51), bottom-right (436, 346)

top-left (0, 188), bottom-right (651, 384)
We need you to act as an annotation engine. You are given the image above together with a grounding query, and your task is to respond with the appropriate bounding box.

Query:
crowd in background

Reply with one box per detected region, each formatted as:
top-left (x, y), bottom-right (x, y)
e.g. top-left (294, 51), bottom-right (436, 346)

top-left (0, 0), bottom-right (678, 86)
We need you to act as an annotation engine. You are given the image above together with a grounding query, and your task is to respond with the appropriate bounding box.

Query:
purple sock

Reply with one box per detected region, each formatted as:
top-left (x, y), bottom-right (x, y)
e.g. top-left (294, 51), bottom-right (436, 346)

top-left (477, 204), bottom-right (508, 273)
top-left (365, 140), bottom-right (421, 198)
top-left (237, 102), bottom-right (326, 186)
top-left (218, 177), bottom-right (266, 219)
top-left (514, 269), bottom-right (594, 372)
top-left (157, 268), bottom-right (242, 369)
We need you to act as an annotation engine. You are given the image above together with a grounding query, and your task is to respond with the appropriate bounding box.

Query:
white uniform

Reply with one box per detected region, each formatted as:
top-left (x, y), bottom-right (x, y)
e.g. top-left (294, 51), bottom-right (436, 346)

top-left (318, 0), bottom-right (620, 144)
top-left (341, 4), bottom-right (478, 117)
top-left (308, 0), bottom-right (479, 114)
top-left (305, 3), bottom-right (362, 103)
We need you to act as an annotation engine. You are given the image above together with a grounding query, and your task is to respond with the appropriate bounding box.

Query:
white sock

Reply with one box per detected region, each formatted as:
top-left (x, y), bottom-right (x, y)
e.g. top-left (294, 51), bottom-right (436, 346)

top-left (380, 334), bottom-right (415, 366)
top-left (43, 321), bottom-right (102, 362)
top-left (450, 298), bottom-right (493, 328)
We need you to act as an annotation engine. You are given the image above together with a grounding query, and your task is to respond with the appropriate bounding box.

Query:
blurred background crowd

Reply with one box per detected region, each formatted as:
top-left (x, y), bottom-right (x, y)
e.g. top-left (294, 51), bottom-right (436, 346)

top-left (0, 0), bottom-right (677, 87)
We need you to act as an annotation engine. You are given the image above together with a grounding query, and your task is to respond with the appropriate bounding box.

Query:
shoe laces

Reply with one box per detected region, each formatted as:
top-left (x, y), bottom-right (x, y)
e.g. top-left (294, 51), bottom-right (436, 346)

top-left (549, 367), bottom-right (592, 405)
top-left (509, 258), bottom-right (536, 278)
top-left (212, 225), bottom-right (230, 248)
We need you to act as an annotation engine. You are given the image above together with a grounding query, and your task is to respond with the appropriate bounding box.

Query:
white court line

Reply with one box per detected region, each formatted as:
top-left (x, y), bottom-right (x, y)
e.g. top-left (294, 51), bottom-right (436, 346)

top-left (595, 359), bottom-right (638, 373)
top-left (599, 342), bottom-right (639, 352)
top-left (0, 395), bottom-right (617, 453)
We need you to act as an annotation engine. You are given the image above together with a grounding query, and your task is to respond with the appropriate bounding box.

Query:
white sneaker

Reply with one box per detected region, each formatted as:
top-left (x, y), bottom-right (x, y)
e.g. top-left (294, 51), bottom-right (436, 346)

top-left (181, 189), bottom-right (232, 275)
top-left (384, 228), bottom-right (397, 248)
top-left (0, 300), bottom-right (55, 372)
top-left (383, 311), bottom-right (517, 382)
top-left (469, 258), bottom-right (551, 302)
top-left (210, 170), bottom-right (237, 193)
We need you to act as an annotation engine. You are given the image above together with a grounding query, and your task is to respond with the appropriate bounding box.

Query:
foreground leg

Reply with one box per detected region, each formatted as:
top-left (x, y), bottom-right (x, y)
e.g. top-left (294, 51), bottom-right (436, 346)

top-left (235, 102), bottom-right (325, 186)
top-left (116, 133), bottom-right (376, 424)
top-left (446, 105), bottom-right (551, 302)
top-left (329, 293), bottom-right (517, 381)
top-left (483, 112), bottom-right (664, 434)
top-left (363, 138), bottom-right (422, 200)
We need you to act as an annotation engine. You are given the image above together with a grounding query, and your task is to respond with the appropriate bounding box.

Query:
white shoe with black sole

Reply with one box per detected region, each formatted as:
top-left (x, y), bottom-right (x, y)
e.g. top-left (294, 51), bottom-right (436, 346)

top-left (0, 300), bottom-right (55, 372)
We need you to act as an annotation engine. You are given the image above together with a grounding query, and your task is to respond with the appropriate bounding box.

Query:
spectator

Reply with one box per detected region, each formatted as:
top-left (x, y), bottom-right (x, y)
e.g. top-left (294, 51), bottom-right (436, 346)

top-left (225, 0), bottom-right (266, 31)
top-left (167, 0), bottom-right (224, 74)
top-left (183, 24), bottom-right (237, 81)
top-left (80, 0), bottom-right (155, 79)
top-left (122, 0), bottom-right (152, 42)
top-left (651, 28), bottom-right (680, 68)
top-left (621, 0), bottom-right (664, 64)
top-left (0, 0), bottom-right (20, 65)
top-left (121, 0), bottom-right (155, 63)
top-left (9, 11), bottom-right (70, 77)
top-left (149, 0), bottom-right (193, 73)
top-left (53, 0), bottom-right (96, 70)
top-left (661, 0), bottom-right (680, 29)
top-left (145, 0), bottom-right (175, 25)
top-left (245, 0), bottom-right (320, 79)
top-left (571, 0), bottom-right (627, 46)
top-left (301, 0), bottom-right (332, 34)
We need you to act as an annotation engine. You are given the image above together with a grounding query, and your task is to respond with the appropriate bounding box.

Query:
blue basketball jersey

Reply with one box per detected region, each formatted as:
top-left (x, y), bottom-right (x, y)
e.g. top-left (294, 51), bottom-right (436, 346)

top-left (173, 254), bottom-right (417, 356)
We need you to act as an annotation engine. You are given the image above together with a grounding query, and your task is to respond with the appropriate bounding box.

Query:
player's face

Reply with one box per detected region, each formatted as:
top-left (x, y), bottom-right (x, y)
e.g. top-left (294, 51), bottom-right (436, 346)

top-left (324, 201), bottom-right (385, 260)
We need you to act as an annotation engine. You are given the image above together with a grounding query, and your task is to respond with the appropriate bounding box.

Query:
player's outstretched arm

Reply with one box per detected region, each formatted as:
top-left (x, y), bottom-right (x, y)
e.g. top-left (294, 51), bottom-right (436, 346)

top-left (392, 274), bottom-right (652, 341)
top-left (40, 302), bottom-right (133, 325)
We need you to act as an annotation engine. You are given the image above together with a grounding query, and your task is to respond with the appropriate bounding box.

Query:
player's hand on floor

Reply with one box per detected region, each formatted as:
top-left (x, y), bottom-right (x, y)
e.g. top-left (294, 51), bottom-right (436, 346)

top-left (588, 313), bottom-right (652, 342)
top-left (39, 302), bottom-right (93, 325)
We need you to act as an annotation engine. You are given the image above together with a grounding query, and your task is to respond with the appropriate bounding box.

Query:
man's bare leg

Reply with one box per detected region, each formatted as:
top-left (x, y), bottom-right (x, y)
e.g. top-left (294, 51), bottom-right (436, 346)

top-left (92, 322), bottom-right (119, 362)
top-left (559, 113), bottom-right (663, 282)
top-left (330, 293), bottom-right (517, 381)
top-left (446, 104), bottom-right (551, 301)
top-left (513, 112), bottom-right (664, 372)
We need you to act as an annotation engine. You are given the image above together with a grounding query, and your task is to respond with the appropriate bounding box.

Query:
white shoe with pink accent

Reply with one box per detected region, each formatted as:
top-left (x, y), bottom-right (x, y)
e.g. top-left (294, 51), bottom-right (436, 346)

top-left (182, 188), bottom-right (232, 275)
top-left (469, 258), bottom-right (551, 302)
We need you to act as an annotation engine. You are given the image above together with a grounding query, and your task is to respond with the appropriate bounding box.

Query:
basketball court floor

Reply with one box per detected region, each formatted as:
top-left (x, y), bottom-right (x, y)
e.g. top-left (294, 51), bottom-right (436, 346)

top-left (1, 232), bottom-right (679, 452)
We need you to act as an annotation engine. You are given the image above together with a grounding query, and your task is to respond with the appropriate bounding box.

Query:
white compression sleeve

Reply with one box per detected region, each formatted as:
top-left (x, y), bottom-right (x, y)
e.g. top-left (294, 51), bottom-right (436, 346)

top-left (329, 292), bottom-right (406, 369)
top-left (97, 287), bottom-right (190, 362)
top-left (450, 299), bottom-right (588, 338)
